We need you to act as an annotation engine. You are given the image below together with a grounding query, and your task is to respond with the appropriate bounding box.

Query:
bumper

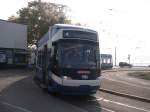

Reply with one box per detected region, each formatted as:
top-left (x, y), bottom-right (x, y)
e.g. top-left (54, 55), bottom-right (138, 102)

top-left (48, 74), bottom-right (101, 95)
top-left (59, 85), bottom-right (100, 95)
top-left (48, 79), bottom-right (100, 95)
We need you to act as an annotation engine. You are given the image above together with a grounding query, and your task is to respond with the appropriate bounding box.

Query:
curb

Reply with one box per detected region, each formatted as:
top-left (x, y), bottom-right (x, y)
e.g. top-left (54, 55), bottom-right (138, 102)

top-left (99, 88), bottom-right (150, 103)
top-left (102, 70), bottom-right (117, 73)
top-left (102, 69), bottom-right (150, 73)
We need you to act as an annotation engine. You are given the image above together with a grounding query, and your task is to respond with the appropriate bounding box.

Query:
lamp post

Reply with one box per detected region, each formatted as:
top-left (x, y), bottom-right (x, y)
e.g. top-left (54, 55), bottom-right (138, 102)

top-left (114, 34), bottom-right (118, 66)
top-left (128, 54), bottom-right (131, 64)
top-left (115, 47), bottom-right (117, 66)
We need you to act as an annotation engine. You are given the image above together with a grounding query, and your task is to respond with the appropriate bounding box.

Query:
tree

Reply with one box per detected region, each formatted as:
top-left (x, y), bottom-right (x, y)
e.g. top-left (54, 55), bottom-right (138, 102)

top-left (8, 0), bottom-right (71, 45)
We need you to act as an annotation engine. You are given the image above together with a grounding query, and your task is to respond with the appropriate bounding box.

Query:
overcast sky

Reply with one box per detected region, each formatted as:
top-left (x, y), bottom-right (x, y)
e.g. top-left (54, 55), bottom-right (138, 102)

top-left (0, 0), bottom-right (150, 65)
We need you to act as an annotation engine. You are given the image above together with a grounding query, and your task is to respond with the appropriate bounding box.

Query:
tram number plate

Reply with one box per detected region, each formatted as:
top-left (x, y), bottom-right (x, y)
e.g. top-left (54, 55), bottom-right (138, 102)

top-left (82, 75), bottom-right (88, 79)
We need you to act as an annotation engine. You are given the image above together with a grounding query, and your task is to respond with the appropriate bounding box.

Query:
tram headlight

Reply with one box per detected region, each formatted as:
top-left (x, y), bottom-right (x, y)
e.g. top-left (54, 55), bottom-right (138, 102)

top-left (62, 76), bottom-right (72, 80)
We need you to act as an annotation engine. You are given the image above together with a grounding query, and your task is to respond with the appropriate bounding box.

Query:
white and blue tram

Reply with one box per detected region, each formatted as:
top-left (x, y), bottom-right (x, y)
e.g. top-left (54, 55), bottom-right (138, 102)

top-left (34, 24), bottom-right (101, 95)
top-left (101, 54), bottom-right (113, 70)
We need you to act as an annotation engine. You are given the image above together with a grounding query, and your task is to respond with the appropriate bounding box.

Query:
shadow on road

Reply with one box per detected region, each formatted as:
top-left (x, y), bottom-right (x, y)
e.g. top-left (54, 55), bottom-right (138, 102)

top-left (0, 68), bottom-right (33, 78)
top-left (0, 74), bottom-right (102, 112)
top-left (58, 95), bottom-right (102, 112)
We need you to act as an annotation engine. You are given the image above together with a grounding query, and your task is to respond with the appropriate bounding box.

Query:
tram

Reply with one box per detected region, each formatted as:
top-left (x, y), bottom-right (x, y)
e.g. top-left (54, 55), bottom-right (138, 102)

top-left (34, 24), bottom-right (101, 95)
top-left (101, 54), bottom-right (113, 70)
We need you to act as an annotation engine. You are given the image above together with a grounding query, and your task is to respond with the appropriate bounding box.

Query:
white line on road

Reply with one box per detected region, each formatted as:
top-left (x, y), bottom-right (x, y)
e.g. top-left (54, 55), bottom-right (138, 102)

top-left (88, 98), bottom-right (116, 112)
top-left (104, 77), bottom-right (150, 90)
top-left (96, 97), bottom-right (150, 112)
top-left (95, 106), bottom-right (116, 112)
top-left (2, 102), bottom-right (32, 112)
top-left (100, 107), bottom-right (116, 112)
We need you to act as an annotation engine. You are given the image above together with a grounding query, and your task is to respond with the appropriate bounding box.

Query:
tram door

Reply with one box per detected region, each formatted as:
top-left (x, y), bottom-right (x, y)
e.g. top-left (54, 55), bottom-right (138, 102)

top-left (42, 45), bottom-right (48, 83)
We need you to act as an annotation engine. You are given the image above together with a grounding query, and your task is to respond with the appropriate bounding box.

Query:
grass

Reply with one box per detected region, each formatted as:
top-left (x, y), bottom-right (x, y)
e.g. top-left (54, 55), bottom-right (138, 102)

top-left (128, 72), bottom-right (150, 80)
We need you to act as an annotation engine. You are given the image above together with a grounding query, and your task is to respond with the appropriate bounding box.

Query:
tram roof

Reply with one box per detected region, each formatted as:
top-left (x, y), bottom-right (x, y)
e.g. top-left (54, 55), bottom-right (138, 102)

top-left (52, 24), bottom-right (97, 33)
top-left (38, 24), bottom-right (98, 47)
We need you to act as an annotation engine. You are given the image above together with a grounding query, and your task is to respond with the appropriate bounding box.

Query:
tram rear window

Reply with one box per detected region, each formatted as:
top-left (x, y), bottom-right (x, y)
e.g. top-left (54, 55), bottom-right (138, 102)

top-left (63, 30), bottom-right (97, 41)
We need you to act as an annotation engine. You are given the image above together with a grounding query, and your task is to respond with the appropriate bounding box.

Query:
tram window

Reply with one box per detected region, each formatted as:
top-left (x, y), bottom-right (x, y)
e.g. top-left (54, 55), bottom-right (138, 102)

top-left (104, 59), bottom-right (106, 63)
top-left (85, 48), bottom-right (95, 63)
top-left (110, 58), bottom-right (112, 63)
top-left (52, 45), bottom-right (60, 76)
top-left (107, 58), bottom-right (111, 64)
top-left (56, 50), bottom-right (59, 61)
top-left (38, 52), bottom-right (40, 66)
top-left (39, 52), bottom-right (41, 66)
top-left (37, 51), bottom-right (43, 67)
top-left (102, 58), bottom-right (103, 63)
top-left (105, 58), bottom-right (108, 63)
top-left (37, 52), bottom-right (40, 65)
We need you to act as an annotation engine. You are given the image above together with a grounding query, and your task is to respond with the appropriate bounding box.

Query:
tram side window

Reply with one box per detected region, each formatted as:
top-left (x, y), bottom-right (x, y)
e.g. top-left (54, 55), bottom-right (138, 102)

top-left (37, 51), bottom-right (40, 66)
top-left (103, 58), bottom-right (107, 63)
top-left (37, 51), bottom-right (42, 67)
top-left (101, 57), bottom-right (104, 63)
top-left (40, 51), bottom-right (41, 66)
top-left (105, 58), bottom-right (108, 64)
top-left (47, 49), bottom-right (51, 66)
top-left (108, 57), bottom-right (112, 64)
top-left (103, 57), bottom-right (105, 63)
top-left (107, 58), bottom-right (111, 64)
top-left (52, 45), bottom-right (59, 76)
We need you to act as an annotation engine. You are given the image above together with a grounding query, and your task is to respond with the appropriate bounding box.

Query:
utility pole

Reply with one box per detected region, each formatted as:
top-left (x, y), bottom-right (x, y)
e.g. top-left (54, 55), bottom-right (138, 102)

top-left (115, 47), bottom-right (116, 66)
top-left (128, 54), bottom-right (131, 64)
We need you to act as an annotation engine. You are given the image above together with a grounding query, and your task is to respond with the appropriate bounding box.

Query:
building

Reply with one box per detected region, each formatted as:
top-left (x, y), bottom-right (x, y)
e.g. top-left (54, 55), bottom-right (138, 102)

top-left (0, 19), bottom-right (28, 67)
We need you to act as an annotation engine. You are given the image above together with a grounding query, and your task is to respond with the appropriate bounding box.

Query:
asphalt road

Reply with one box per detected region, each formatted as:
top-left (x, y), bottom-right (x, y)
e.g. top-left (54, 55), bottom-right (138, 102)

top-left (0, 69), bottom-right (150, 112)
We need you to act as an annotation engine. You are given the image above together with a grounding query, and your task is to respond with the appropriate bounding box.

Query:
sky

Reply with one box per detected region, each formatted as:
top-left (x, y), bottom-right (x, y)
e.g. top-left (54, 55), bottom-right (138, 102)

top-left (0, 0), bottom-right (150, 66)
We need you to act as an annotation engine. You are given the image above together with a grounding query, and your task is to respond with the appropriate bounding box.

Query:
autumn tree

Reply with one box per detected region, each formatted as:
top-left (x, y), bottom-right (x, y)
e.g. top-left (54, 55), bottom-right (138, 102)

top-left (8, 0), bottom-right (71, 45)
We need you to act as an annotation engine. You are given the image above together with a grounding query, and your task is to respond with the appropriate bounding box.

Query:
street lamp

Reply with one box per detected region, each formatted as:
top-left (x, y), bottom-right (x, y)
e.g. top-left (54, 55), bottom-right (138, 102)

top-left (115, 47), bottom-right (117, 66)
top-left (128, 54), bottom-right (131, 64)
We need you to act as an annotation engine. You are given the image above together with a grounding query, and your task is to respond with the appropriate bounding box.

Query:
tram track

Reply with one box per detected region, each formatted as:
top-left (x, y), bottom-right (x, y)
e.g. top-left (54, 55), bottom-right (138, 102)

top-left (101, 68), bottom-right (150, 103)
top-left (58, 90), bottom-right (150, 112)
top-left (99, 88), bottom-right (150, 103)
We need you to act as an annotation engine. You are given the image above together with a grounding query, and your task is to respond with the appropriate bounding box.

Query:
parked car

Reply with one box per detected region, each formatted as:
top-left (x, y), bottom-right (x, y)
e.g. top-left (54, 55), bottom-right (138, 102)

top-left (119, 62), bottom-right (132, 68)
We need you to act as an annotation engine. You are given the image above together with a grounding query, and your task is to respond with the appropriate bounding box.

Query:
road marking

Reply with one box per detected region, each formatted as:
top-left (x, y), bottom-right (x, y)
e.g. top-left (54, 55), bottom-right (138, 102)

top-left (88, 98), bottom-right (116, 112)
top-left (104, 77), bottom-right (150, 90)
top-left (101, 107), bottom-right (116, 112)
top-left (96, 97), bottom-right (150, 112)
top-left (2, 102), bottom-right (32, 112)
top-left (87, 98), bottom-right (116, 112)
top-left (95, 106), bottom-right (116, 112)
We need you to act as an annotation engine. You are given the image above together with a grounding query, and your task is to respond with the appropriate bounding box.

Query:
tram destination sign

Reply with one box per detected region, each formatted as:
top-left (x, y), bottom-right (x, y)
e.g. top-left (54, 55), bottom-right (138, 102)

top-left (63, 30), bottom-right (97, 41)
